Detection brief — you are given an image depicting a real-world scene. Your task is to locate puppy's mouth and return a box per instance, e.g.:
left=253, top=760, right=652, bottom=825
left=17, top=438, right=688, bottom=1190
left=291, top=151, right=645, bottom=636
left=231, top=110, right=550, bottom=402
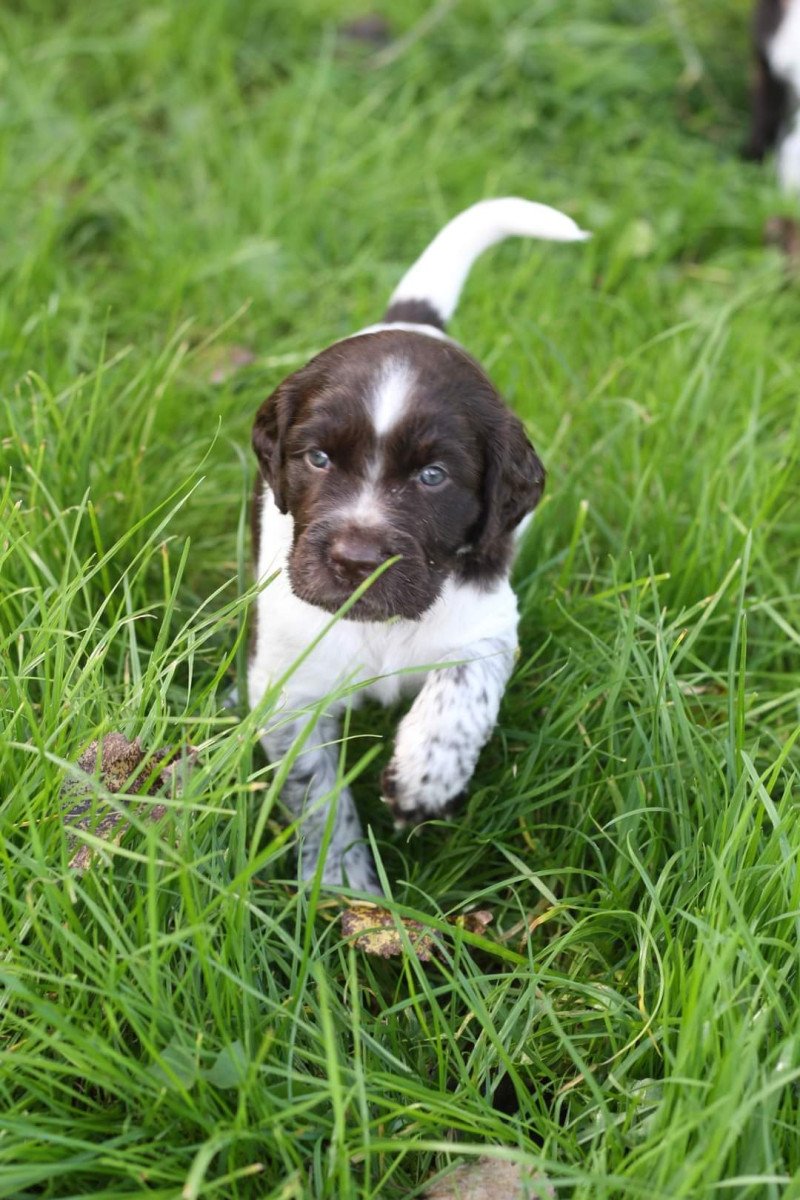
left=287, top=525, right=445, bottom=622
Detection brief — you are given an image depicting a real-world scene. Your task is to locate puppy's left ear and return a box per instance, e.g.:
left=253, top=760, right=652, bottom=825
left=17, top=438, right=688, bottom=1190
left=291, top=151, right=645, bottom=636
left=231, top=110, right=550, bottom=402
left=252, top=376, right=301, bottom=514
left=471, top=411, right=545, bottom=574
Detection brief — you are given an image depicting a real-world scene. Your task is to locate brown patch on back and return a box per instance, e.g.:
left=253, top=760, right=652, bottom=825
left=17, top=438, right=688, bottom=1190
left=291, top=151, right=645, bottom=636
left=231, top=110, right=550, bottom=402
left=383, top=298, right=446, bottom=330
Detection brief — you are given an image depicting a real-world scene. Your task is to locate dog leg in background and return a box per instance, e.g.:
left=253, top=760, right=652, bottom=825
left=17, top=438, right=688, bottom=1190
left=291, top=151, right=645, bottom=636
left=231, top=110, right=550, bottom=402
left=743, top=51, right=788, bottom=161
left=777, top=111, right=800, bottom=191
left=763, top=0, right=800, bottom=191
left=261, top=711, right=382, bottom=894
left=380, top=638, right=516, bottom=826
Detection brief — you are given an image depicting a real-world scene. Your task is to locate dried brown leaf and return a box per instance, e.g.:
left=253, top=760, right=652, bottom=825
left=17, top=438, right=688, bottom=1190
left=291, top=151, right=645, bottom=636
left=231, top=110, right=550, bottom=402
left=338, top=13, right=392, bottom=46
left=188, top=342, right=256, bottom=385
left=340, top=903, right=439, bottom=961
left=764, top=214, right=800, bottom=264
left=61, top=733, right=197, bottom=872
left=209, top=344, right=256, bottom=384
left=452, top=909, right=493, bottom=935
left=341, top=905, right=495, bottom=961
left=424, top=1157, right=552, bottom=1200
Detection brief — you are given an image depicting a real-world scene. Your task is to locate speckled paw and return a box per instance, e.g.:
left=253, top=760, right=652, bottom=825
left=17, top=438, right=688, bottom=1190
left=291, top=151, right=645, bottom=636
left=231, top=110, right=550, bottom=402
left=381, top=763, right=467, bottom=829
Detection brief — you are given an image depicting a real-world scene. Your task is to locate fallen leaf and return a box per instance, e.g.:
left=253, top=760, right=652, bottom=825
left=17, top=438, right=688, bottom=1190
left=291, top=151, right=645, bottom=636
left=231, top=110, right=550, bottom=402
left=61, top=732, right=198, bottom=872
left=452, top=909, right=493, bottom=935
left=201, top=1040, right=248, bottom=1090
left=147, top=1039, right=198, bottom=1092
left=764, top=214, right=800, bottom=264
left=424, top=1157, right=553, bottom=1200
left=341, top=905, right=495, bottom=961
left=187, top=341, right=257, bottom=385
left=341, top=903, right=439, bottom=961
left=208, top=344, right=256, bottom=385
left=338, top=12, right=392, bottom=46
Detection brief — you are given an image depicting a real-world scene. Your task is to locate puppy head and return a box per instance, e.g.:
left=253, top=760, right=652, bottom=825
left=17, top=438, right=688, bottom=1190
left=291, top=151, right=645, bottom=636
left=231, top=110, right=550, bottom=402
left=252, top=330, right=544, bottom=621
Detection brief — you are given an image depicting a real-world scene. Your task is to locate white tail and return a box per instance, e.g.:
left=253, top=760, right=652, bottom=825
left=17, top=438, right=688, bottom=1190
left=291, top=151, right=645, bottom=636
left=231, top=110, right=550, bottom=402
left=387, top=197, right=589, bottom=326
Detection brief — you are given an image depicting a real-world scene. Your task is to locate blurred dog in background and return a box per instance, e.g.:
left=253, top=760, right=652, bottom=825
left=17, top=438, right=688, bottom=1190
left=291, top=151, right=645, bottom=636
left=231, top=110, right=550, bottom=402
left=745, top=0, right=800, bottom=193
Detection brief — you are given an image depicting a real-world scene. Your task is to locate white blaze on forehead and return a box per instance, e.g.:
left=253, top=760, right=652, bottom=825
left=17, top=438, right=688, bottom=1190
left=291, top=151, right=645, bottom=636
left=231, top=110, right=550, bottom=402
left=333, top=359, right=415, bottom=529
left=370, top=358, right=415, bottom=437
left=341, top=484, right=384, bottom=526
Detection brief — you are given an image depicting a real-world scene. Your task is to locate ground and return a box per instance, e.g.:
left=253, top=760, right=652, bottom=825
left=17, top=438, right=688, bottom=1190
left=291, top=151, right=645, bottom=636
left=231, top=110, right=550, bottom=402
left=1, top=1, right=799, bottom=1197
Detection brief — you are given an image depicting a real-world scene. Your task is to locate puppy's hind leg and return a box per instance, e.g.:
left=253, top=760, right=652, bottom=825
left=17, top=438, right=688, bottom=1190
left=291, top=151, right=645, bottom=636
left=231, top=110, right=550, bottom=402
left=381, top=638, right=516, bottom=827
left=261, top=711, right=382, bottom=895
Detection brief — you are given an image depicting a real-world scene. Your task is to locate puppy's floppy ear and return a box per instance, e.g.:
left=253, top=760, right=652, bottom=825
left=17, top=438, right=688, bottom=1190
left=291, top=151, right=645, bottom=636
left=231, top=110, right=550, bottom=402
left=471, top=411, right=545, bottom=575
left=252, top=376, right=302, bottom=514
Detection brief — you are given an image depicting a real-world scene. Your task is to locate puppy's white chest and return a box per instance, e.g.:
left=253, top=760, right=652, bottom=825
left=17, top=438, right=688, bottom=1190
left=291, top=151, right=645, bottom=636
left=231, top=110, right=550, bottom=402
left=249, top=486, right=519, bottom=711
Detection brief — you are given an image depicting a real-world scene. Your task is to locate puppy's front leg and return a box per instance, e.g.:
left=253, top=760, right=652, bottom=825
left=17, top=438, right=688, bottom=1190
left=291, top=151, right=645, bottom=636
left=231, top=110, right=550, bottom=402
left=261, top=712, right=382, bottom=894
left=381, top=638, right=516, bottom=826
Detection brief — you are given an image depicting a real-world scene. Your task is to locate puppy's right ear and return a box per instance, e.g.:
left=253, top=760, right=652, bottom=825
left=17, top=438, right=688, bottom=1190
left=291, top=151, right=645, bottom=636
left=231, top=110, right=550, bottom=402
left=252, top=377, right=301, bottom=514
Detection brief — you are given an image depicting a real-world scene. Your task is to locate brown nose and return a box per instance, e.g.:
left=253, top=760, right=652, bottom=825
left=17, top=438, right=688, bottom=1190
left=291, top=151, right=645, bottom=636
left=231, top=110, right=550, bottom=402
left=329, top=533, right=387, bottom=584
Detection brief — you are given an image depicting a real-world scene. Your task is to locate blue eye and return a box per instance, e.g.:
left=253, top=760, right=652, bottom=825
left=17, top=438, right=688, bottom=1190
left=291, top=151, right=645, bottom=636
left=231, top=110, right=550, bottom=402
left=305, top=449, right=331, bottom=470
left=418, top=464, right=448, bottom=487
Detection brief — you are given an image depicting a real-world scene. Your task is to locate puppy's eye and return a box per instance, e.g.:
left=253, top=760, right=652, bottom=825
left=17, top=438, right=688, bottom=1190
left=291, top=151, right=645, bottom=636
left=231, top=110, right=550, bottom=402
left=305, top=449, right=331, bottom=470
left=417, top=464, right=448, bottom=488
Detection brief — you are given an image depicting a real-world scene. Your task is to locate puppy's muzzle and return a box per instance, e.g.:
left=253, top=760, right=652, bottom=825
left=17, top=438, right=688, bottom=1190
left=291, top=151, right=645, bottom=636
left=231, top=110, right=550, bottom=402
left=329, top=531, right=389, bottom=586
left=289, top=518, right=444, bottom=620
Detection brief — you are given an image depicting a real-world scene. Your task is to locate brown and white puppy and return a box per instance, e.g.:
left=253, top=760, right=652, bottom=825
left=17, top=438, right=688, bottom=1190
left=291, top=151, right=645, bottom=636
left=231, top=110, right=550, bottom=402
left=248, top=199, right=588, bottom=893
left=745, top=0, right=800, bottom=192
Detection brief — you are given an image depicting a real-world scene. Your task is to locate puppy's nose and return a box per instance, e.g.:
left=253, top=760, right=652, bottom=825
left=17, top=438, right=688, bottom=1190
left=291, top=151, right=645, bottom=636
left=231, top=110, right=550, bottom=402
left=329, top=533, right=387, bottom=584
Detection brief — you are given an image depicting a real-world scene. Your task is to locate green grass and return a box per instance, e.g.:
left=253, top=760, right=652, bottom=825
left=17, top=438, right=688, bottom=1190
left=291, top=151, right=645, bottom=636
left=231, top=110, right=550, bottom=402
left=1, top=0, right=799, bottom=1196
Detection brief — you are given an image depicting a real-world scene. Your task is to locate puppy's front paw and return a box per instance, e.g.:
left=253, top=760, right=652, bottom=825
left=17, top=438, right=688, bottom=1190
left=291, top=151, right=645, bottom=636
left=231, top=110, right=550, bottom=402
left=381, top=760, right=467, bottom=829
